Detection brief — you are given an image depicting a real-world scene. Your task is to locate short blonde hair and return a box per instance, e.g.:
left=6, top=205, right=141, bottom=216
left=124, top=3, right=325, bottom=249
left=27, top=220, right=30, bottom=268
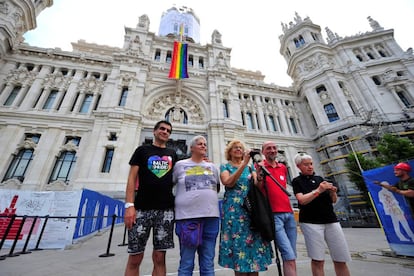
left=294, top=153, right=312, bottom=165
left=225, top=140, right=246, bottom=161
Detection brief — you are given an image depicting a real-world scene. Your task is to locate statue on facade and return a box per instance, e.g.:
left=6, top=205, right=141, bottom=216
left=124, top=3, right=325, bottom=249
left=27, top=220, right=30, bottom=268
left=212, top=30, right=222, bottom=44
left=367, top=16, right=383, bottom=31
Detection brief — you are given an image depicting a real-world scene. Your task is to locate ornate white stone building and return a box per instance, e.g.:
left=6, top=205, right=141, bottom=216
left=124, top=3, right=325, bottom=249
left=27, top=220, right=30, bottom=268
left=1, top=2, right=414, bottom=215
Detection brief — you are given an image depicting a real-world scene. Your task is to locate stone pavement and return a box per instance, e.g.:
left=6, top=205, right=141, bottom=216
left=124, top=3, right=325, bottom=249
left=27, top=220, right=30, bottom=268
left=1, top=226, right=414, bottom=276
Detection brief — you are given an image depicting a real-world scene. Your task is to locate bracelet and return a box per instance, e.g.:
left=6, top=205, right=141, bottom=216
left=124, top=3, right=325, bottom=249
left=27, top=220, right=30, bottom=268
left=311, top=190, right=319, bottom=197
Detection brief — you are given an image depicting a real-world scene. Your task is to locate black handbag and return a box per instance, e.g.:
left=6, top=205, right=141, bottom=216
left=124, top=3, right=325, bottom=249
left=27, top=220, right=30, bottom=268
left=243, top=167, right=275, bottom=242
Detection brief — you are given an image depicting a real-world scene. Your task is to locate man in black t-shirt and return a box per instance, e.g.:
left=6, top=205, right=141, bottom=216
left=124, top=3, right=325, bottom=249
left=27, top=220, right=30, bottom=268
left=124, top=120, right=178, bottom=276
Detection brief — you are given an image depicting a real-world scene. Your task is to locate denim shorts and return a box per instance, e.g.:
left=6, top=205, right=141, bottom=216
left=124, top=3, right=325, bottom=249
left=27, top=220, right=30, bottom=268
left=274, top=212, right=297, bottom=261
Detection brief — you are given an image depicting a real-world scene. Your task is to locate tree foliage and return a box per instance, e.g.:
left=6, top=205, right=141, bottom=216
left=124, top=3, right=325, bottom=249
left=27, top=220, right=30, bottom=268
left=375, top=133, right=414, bottom=165
left=345, top=152, right=380, bottom=205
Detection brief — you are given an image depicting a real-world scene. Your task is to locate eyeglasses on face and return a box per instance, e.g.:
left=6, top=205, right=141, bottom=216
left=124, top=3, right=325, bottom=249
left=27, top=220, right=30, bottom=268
left=232, top=146, right=244, bottom=150
left=158, top=126, right=172, bottom=133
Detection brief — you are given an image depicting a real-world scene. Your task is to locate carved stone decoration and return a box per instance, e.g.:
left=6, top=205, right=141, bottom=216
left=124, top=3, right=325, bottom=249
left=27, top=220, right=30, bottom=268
left=137, top=14, right=150, bottom=30
left=319, top=91, right=330, bottom=101
left=17, top=138, right=37, bottom=150
left=5, top=67, right=36, bottom=84
left=46, top=180, right=73, bottom=191
left=215, top=52, right=228, bottom=68
left=42, top=72, right=71, bottom=90
left=211, top=30, right=222, bottom=44
left=146, top=93, right=204, bottom=124
left=0, top=178, right=22, bottom=189
left=367, top=16, right=383, bottom=31
left=297, top=53, right=332, bottom=74
left=60, top=140, right=79, bottom=152
left=125, top=35, right=143, bottom=56
left=0, top=1, right=10, bottom=15
left=77, top=78, right=104, bottom=93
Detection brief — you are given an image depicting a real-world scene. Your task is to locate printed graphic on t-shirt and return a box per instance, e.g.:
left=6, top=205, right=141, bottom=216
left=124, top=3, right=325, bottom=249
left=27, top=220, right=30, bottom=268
left=147, top=155, right=173, bottom=178
left=184, top=165, right=216, bottom=191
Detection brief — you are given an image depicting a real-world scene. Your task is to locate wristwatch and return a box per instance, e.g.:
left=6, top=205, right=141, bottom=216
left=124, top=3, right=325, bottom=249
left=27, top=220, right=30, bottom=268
left=124, top=202, right=135, bottom=208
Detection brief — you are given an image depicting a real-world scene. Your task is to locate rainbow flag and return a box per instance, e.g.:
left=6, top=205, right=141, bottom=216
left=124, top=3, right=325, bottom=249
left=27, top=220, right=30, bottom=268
left=168, top=41, right=189, bottom=79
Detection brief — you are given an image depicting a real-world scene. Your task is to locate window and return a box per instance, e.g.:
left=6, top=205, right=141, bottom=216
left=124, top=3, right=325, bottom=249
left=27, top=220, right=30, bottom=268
left=188, top=55, right=193, bottom=67
left=4, top=86, right=21, bottom=106
left=79, top=94, right=93, bottom=113
left=92, top=72, right=100, bottom=79
left=71, top=93, right=80, bottom=111
left=93, top=94, right=101, bottom=110
left=246, top=112, right=254, bottom=129
left=3, top=149, right=33, bottom=181
left=101, top=148, right=114, bottom=173
left=324, top=103, right=340, bottom=122
left=42, top=90, right=58, bottom=110
left=119, top=87, right=128, bottom=107
left=372, top=76, right=381, bottom=85
left=290, top=117, right=298, bottom=133
left=397, top=91, right=411, bottom=107
left=268, top=115, right=277, bottom=131
left=198, top=57, right=204, bottom=69
left=166, top=51, right=172, bottom=63
left=294, top=38, right=300, bottom=48
left=223, top=100, right=229, bottom=118
left=348, top=101, right=357, bottom=115
left=56, top=91, right=66, bottom=110
left=109, top=132, right=117, bottom=141
left=298, top=35, right=305, bottom=45
left=49, top=151, right=77, bottom=182
left=154, top=49, right=161, bottom=61
left=337, top=135, right=352, bottom=155
left=316, top=85, right=327, bottom=94
left=3, top=134, right=40, bottom=182
left=355, top=55, right=363, bottom=62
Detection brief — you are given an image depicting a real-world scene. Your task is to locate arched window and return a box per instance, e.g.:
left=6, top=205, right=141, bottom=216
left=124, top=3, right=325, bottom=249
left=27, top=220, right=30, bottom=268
left=49, top=151, right=77, bottom=182
left=222, top=100, right=229, bottom=118
left=324, top=103, right=340, bottom=122
left=3, top=149, right=34, bottom=182
left=119, top=87, right=128, bottom=107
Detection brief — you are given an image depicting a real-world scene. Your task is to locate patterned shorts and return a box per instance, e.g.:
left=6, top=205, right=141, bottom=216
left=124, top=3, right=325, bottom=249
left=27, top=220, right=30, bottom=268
left=127, top=209, right=175, bottom=254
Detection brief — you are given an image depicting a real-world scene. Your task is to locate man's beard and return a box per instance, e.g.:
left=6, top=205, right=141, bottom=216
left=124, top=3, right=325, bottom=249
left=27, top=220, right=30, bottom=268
left=267, top=155, right=277, bottom=161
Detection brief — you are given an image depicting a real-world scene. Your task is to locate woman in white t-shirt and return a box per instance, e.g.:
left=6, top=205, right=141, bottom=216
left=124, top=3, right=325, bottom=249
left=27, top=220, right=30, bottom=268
left=173, top=135, right=220, bottom=275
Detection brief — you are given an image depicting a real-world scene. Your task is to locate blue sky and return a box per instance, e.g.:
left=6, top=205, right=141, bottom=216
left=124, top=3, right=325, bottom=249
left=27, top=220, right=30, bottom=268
left=24, top=0, right=414, bottom=87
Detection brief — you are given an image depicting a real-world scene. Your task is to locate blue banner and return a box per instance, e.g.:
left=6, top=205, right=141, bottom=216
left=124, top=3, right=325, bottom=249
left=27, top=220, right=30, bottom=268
left=363, top=162, right=414, bottom=257
left=73, top=189, right=124, bottom=240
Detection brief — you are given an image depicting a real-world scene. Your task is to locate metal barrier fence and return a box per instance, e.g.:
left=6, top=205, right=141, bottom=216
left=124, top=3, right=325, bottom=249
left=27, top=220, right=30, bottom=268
left=0, top=214, right=127, bottom=261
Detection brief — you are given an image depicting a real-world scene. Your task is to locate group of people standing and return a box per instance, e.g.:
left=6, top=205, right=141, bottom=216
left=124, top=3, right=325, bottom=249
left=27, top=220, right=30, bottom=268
left=123, top=120, right=352, bottom=276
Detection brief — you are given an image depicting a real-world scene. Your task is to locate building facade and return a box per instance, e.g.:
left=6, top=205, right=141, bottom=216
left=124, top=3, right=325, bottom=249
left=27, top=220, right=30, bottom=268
left=1, top=2, right=414, bottom=217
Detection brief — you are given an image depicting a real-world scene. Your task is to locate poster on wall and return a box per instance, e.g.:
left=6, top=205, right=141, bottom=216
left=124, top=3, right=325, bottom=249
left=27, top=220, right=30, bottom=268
left=363, top=162, right=414, bottom=257
left=0, top=189, right=124, bottom=249
left=0, top=189, right=82, bottom=249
